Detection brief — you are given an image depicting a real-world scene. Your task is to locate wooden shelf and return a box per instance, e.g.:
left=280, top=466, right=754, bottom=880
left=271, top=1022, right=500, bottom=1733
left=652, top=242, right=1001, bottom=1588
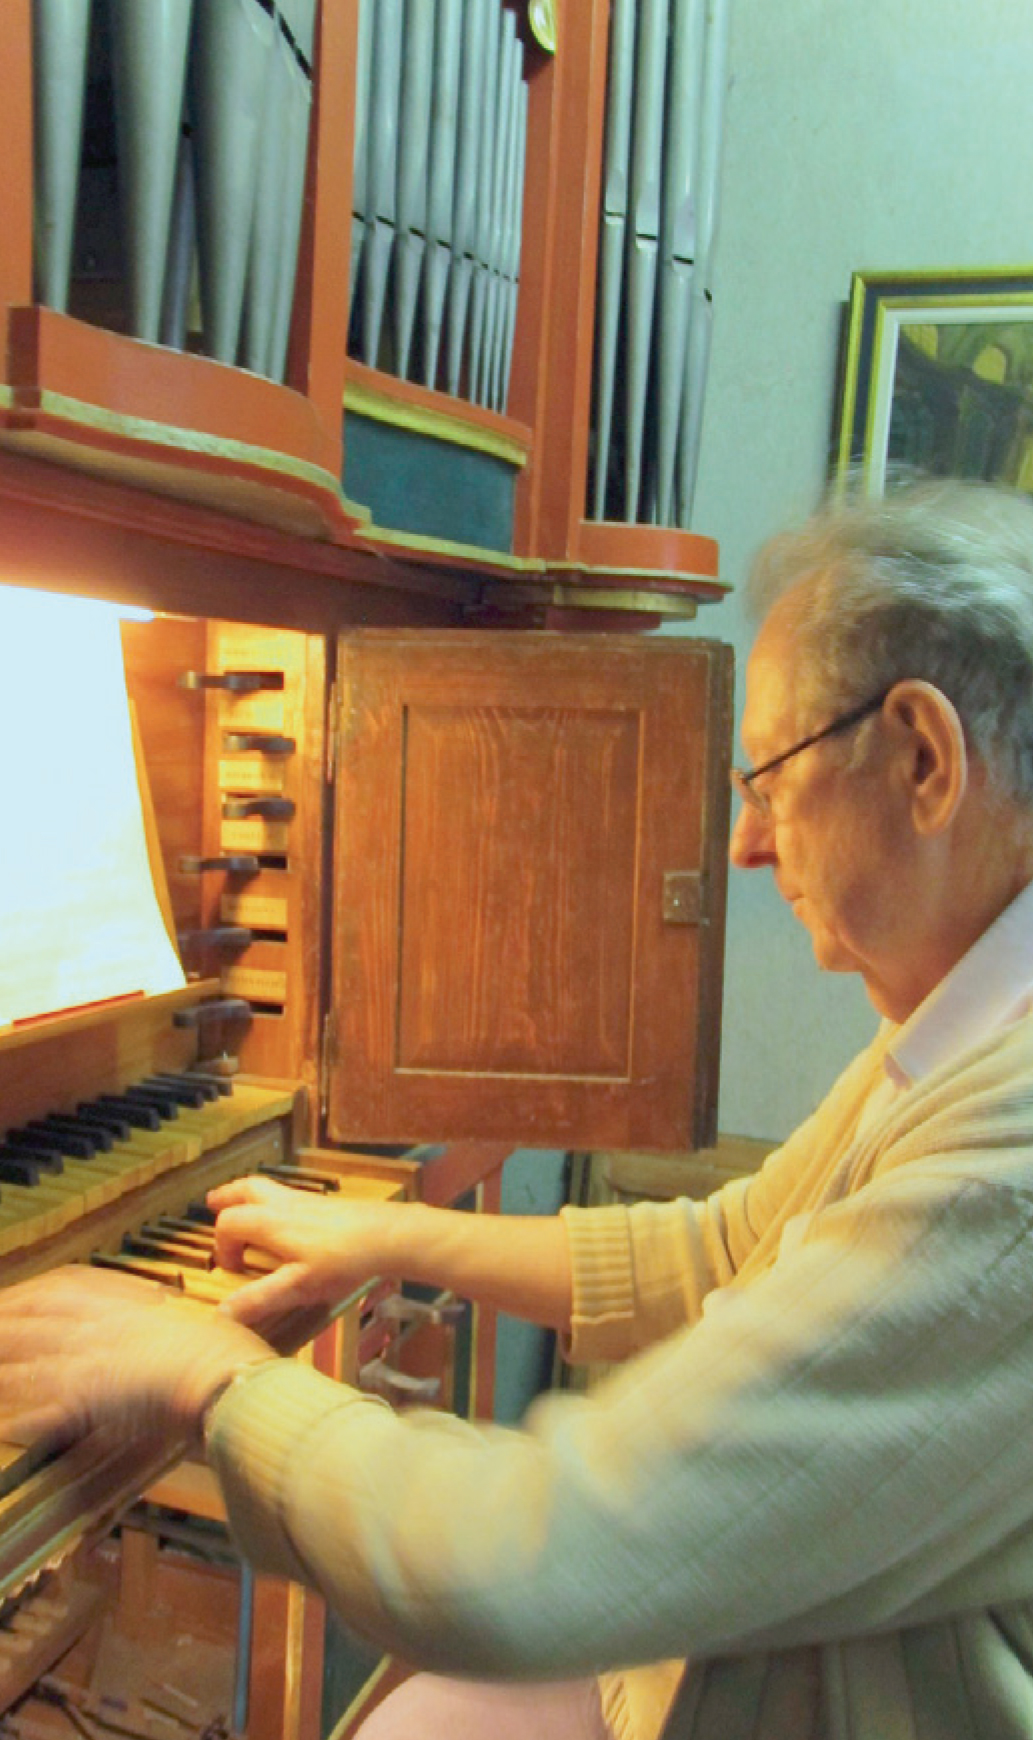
left=0, top=980, right=220, bottom=1058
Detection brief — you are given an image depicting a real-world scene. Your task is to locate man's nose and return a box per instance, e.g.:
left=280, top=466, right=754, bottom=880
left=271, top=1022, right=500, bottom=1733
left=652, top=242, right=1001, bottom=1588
left=729, top=800, right=776, bottom=869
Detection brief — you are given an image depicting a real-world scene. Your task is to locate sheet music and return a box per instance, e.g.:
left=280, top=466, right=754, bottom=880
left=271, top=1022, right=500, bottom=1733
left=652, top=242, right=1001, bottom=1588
left=0, top=588, right=186, bottom=1026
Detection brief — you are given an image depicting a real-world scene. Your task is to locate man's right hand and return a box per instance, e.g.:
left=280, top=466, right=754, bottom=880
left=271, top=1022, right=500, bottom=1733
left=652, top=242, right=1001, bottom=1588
left=209, top=1174, right=402, bottom=1330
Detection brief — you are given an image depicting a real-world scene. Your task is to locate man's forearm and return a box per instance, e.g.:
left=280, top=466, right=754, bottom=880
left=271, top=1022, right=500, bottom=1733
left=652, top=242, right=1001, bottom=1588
left=377, top=1202, right=573, bottom=1333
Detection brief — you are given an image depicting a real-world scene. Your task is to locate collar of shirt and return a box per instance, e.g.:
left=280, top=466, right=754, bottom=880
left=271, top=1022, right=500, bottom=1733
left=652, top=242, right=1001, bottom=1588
left=885, top=876, right=1033, bottom=1090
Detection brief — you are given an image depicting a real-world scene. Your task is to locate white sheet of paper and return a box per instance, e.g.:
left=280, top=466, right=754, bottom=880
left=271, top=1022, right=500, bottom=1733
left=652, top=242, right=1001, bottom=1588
left=0, top=588, right=186, bottom=1026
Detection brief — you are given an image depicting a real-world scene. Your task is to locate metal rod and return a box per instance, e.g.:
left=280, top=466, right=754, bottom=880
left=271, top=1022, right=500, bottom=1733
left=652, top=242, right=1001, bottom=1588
left=624, top=0, right=670, bottom=521
left=109, top=0, right=195, bottom=345
left=422, top=0, right=463, bottom=388
left=269, top=15, right=316, bottom=383
left=466, top=0, right=501, bottom=403
left=160, top=126, right=197, bottom=350
left=590, top=0, right=637, bottom=518
left=362, top=0, right=404, bottom=368
left=394, top=0, right=436, bottom=380
left=500, top=75, right=528, bottom=412
left=676, top=0, right=729, bottom=525
left=483, top=15, right=518, bottom=410
left=350, top=0, right=377, bottom=321
left=445, top=0, right=488, bottom=396
left=31, top=0, right=93, bottom=314
left=191, top=0, right=276, bottom=364
left=243, top=20, right=294, bottom=375
left=656, top=0, right=705, bottom=523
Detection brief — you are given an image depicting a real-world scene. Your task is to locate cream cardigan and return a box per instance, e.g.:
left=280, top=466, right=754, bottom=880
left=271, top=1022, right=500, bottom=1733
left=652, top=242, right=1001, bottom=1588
left=210, top=1014, right=1033, bottom=1740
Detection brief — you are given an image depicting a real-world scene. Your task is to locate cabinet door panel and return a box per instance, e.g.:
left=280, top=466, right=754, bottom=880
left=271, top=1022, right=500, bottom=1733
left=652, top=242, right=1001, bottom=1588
left=328, top=631, right=732, bottom=1151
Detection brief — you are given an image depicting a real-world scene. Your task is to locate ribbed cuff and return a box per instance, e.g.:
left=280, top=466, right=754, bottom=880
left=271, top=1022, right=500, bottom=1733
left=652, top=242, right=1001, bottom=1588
left=207, top=1358, right=374, bottom=1586
left=559, top=1204, right=639, bottom=1364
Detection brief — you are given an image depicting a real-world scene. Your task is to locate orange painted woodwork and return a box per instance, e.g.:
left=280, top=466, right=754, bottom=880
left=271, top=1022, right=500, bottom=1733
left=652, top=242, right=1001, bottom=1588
left=512, top=2, right=612, bottom=562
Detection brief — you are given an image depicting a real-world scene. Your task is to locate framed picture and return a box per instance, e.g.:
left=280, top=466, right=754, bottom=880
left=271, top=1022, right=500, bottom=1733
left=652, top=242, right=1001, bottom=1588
left=834, top=267, right=1033, bottom=494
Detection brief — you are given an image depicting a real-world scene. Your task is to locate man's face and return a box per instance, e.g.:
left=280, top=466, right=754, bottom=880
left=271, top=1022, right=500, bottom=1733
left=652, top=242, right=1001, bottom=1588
left=730, top=594, right=906, bottom=1004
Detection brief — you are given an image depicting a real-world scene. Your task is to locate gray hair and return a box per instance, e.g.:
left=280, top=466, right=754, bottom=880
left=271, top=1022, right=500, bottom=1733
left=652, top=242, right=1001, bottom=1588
left=749, top=475, right=1033, bottom=802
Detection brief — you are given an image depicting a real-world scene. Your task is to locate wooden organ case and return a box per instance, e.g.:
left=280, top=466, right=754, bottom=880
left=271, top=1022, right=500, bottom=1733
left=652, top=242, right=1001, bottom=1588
left=0, top=2, right=734, bottom=1738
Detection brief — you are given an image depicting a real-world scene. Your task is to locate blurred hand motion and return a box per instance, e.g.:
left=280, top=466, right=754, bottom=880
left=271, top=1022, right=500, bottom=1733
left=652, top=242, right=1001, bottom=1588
left=0, top=1265, right=272, bottom=1451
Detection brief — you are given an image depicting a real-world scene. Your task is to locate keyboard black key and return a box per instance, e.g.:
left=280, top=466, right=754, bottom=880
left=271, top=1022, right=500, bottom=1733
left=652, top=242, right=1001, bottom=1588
left=152, top=1217, right=216, bottom=1248
left=0, top=1150, right=41, bottom=1187
left=123, top=1087, right=180, bottom=1120
left=23, top=1121, right=98, bottom=1159
left=148, top=1074, right=218, bottom=1106
left=34, top=1114, right=112, bottom=1153
left=183, top=1201, right=217, bottom=1226
left=181, top=1073, right=234, bottom=1099
left=92, top=1097, right=163, bottom=1132
left=2, top=1135, right=64, bottom=1173
left=75, top=1106, right=133, bottom=1141
left=122, top=1234, right=212, bottom=1272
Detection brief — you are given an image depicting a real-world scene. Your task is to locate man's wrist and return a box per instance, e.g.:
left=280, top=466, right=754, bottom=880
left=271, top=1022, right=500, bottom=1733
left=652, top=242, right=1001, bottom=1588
left=200, top=1357, right=277, bottom=1450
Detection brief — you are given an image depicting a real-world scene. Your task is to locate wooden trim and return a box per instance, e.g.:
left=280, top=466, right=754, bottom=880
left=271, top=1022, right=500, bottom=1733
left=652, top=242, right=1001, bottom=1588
left=20, top=385, right=343, bottom=502
left=0, top=0, right=33, bottom=317
left=0, top=447, right=472, bottom=630
left=513, top=0, right=612, bottom=561
left=691, top=642, right=735, bottom=1148
left=345, top=359, right=533, bottom=468
left=0, top=979, right=220, bottom=1057
left=470, top=1171, right=503, bottom=1421
left=417, top=1141, right=512, bottom=1209
left=291, top=0, right=355, bottom=452
left=6, top=305, right=343, bottom=482
left=574, top=518, right=722, bottom=586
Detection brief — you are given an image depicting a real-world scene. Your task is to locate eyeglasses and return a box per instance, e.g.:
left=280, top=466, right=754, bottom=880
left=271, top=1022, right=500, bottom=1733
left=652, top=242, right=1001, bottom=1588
left=730, top=687, right=892, bottom=818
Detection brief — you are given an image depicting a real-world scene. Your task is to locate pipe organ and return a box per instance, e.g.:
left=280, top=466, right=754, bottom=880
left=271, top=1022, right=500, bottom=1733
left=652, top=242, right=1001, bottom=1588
left=0, top=0, right=734, bottom=1734
left=350, top=0, right=530, bottom=409
left=32, top=0, right=316, bottom=378
left=589, top=0, right=731, bottom=528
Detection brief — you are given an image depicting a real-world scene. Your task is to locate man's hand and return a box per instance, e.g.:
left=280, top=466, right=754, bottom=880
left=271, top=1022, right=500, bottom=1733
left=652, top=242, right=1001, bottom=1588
left=210, top=1174, right=574, bottom=1336
left=0, top=1266, right=274, bottom=1451
left=209, top=1174, right=399, bottom=1330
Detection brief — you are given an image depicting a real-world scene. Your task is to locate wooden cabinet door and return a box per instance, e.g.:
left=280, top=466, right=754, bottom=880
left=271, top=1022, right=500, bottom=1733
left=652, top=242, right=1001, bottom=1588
left=326, top=631, right=733, bottom=1152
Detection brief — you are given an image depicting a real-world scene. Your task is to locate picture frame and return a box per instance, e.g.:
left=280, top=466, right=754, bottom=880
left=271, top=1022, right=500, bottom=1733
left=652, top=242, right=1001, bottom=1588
left=834, top=267, right=1033, bottom=494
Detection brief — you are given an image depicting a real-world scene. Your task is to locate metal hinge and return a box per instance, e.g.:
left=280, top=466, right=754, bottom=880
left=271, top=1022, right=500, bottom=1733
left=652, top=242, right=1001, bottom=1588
left=663, top=871, right=707, bottom=926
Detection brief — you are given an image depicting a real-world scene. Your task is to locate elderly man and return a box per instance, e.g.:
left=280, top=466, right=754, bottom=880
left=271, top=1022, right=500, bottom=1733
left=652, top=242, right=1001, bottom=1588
left=5, top=476, right=1033, bottom=1740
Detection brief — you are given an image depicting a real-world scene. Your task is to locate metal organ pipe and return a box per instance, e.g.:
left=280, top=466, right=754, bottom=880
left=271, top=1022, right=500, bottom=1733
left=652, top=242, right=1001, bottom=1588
left=190, top=0, right=276, bottom=365
left=591, top=0, right=637, bottom=522
left=362, top=0, right=404, bottom=368
left=676, top=0, right=731, bottom=526
left=394, top=0, right=436, bottom=380
left=422, top=0, right=463, bottom=389
left=31, top=0, right=92, bottom=315
left=109, top=0, right=195, bottom=346
left=29, top=1, right=530, bottom=406
left=348, top=0, right=530, bottom=409
left=445, top=0, right=488, bottom=397
left=268, top=0, right=316, bottom=384
left=349, top=0, right=376, bottom=322
left=466, top=0, right=502, bottom=405
left=29, top=0, right=315, bottom=383
left=588, top=0, right=730, bottom=529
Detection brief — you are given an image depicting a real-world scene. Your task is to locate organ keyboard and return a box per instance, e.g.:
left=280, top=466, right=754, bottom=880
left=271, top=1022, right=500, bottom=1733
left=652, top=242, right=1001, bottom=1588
left=0, top=1075, right=298, bottom=1290
left=0, top=984, right=311, bottom=1628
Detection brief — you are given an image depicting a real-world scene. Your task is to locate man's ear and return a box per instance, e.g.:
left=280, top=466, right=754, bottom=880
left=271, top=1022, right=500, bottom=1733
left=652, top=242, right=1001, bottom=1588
left=882, top=680, right=967, bottom=835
